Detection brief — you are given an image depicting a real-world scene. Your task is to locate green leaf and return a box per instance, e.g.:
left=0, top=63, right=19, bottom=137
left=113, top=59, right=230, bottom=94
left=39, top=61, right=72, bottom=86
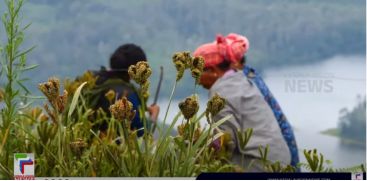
left=16, top=79, right=30, bottom=94
left=205, top=131, right=223, bottom=147
left=18, top=101, right=32, bottom=110
left=22, top=22, right=31, bottom=31
left=318, top=153, right=324, bottom=172
left=259, top=146, right=264, bottom=159
left=161, top=111, right=182, bottom=140
left=11, top=122, right=67, bottom=171
left=14, top=45, right=36, bottom=60
left=20, top=64, right=38, bottom=71
left=193, top=115, right=232, bottom=151
left=264, top=145, right=269, bottom=161
left=68, top=82, right=87, bottom=118
left=211, top=114, right=232, bottom=129
left=19, top=95, right=45, bottom=99
left=14, top=36, right=23, bottom=50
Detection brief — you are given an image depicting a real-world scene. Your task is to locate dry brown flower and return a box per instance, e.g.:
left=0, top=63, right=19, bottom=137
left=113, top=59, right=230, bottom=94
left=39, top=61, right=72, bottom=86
left=206, top=93, right=226, bottom=123
left=172, top=51, right=192, bottom=81
left=109, top=97, right=136, bottom=122
left=179, top=95, right=199, bottom=120
left=190, top=56, right=204, bottom=83
left=128, top=61, right=152, bottom=85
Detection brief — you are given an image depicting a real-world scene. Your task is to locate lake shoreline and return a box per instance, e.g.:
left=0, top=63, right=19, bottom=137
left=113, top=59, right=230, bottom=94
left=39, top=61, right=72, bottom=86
left=320, top=128, right=366, bottom=148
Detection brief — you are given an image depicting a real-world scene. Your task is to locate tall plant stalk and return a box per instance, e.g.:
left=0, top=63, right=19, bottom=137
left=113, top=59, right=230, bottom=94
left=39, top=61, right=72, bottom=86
left=162, top=81, right=178, bottom=128
left=0, top=0, right=35, bottom=179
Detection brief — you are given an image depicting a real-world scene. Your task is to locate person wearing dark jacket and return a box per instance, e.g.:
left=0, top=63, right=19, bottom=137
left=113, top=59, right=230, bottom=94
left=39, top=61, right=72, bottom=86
left=92, top=44, right=159, bottom=137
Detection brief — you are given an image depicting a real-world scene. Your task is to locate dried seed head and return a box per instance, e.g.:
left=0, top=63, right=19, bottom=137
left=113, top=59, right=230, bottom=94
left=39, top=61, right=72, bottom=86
left=137, top=79, right=150, bottom=101
left=173, top=51, right=191, bottom=68
left=136, top=61, right=152, bottom=83
left=128, top=61, right=151, bottom=85
left=177, top=123, right=187, bottom=136
left=56, top=90, right=68, bottom=113
left=105, top=89, right=116, bottom=104
left=206, top=93, right=226, bottom=122
left=39, top=77, right=69, bottom=121
left=39, top=77, right=60, bottom=102
left=191, top=68, right=202, bottom=84
left=191, top=56, right=205, bottom=70
left=141, top=81, right=150, bottom=93
left=109, top=97, right=135, bottom=122
left=177, top=123, right=201, bottom=142
left=80, top=71, right=97, bottom=89
left=193, top=126, right=202, bottom=142
left=64, top=79, right=78, bottom=95
left=174, top=61, right=185, bottom=81
left=128, top=65, right=137, bottom=81
left=179, top=95, right=199, bottom=120
left=48, top=77, right=60, bottom=97
left=190, top=56, right=204, bottom=84
left=172, top=51, right=192, bottom=81
left=129, top=62, right=151, bottom=102
left=64, top=71, right=96, bottom=95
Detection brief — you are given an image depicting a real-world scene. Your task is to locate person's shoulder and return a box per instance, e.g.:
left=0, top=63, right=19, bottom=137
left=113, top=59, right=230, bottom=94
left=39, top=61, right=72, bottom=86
left=211, top=71, right=246, bottom=91
left=210, top=71, right=247, bottom=102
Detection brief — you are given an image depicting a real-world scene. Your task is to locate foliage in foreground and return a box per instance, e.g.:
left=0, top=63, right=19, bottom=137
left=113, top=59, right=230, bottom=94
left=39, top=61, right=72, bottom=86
left=0, top=0, right=365, bottom=179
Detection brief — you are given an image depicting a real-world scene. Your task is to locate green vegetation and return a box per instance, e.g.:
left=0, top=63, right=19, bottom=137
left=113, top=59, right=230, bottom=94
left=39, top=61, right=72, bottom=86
left=321, top=128, right=365, bottom=147
left=321, top=128, right=340, bottom=137
left=0, top=0, right=37, bottom=177
left=321, top=96, right=366, bottom=147
left=338, top=97, right=366, bottom=144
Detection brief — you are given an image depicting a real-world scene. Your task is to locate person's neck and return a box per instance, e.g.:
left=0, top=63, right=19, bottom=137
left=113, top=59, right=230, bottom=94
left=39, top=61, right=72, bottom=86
left=222, top=69, right=235, bottom=78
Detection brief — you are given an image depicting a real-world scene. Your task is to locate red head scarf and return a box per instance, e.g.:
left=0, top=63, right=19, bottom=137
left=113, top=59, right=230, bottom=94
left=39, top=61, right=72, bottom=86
left=225, top=33, right=250, bottom=62
left=193, top=33, right=250, bottom=68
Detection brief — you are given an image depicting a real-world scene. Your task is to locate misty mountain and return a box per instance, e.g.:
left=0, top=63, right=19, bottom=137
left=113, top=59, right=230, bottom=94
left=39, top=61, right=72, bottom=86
left=0, top=0, right=365, bottom=97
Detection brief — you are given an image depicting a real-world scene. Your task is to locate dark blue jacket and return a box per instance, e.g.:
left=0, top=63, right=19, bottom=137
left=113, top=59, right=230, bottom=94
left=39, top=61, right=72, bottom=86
left=93, top=69, right=144, bottom=137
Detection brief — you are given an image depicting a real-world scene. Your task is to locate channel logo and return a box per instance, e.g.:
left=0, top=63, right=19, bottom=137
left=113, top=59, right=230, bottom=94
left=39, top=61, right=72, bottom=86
left=352, top=172, right=364, bottom=180
left=13, top=153, right=35, bottom=180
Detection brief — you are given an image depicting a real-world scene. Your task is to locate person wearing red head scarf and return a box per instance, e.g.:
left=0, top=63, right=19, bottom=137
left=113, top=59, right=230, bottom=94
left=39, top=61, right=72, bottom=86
left=196, top=33, right=300, bottom=171
left=194, top=35, right=291, bottom=172
left=225, top=33, right=300, bottom=170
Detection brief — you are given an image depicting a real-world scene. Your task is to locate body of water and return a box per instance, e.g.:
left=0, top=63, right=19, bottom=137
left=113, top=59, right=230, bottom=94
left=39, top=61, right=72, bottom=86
left=156, top=55, right=366, bottom=169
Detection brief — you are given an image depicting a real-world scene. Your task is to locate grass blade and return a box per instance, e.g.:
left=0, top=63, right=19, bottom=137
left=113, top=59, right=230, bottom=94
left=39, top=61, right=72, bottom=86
left=68, top=82, right=87, bottom=118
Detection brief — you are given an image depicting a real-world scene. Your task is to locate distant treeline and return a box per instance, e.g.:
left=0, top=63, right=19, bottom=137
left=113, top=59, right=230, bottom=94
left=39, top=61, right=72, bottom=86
left=0, top=0, right=365, bottom=97
left=338, top=96, right=366, bottom=144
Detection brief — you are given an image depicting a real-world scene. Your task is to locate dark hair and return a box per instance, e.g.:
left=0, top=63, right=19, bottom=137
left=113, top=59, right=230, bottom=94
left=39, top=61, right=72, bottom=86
left=108, top=44, right=147, bottom=81
left=210, top=56, right=246, bottom=71
left=240, top=55, right=246, bottom=65
left=110, top=44, right=147, bottom=70
left=216, top=59, right=231, bottom=71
